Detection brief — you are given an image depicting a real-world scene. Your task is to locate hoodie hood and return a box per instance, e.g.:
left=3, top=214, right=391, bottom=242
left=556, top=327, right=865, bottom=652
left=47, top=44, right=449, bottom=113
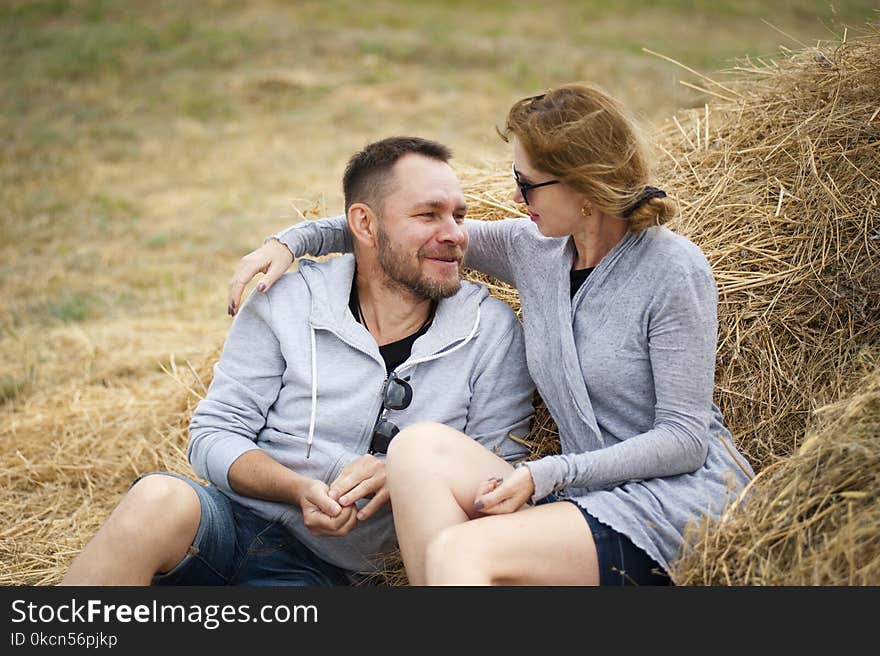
left=300, top=254, right=486, bottom=362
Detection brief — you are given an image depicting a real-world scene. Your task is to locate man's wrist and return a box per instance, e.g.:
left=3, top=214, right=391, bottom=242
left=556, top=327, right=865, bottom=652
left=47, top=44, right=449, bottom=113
left=286, top=471, right=309, bottom=506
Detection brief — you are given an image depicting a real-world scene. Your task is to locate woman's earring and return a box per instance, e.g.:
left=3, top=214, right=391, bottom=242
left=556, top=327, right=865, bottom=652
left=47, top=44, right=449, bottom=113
left=581, top=206, right=592, bottom=217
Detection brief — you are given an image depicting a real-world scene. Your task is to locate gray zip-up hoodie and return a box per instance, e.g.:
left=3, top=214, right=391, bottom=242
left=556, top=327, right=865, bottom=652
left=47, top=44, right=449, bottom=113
left=188, top=254, right=534, bottom=576
left=273, top=216, right=755, bottom=572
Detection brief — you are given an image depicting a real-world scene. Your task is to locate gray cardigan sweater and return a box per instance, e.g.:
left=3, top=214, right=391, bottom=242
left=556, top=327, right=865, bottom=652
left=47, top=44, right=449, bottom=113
left=189, top=254, right=533, bottom=575
left=275, top=217, right=755, bottom=571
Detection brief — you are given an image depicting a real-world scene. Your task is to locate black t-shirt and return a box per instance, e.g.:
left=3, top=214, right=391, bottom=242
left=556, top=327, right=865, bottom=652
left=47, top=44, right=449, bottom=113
left=349, top=283, right=433, bottom=373
left=570, top=267, right=595, bottom=298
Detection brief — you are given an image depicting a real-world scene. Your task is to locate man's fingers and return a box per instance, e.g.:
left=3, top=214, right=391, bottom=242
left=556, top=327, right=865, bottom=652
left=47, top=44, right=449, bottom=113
left=306, top=505, right=346, bottom=534
left=337, top=478, right=381, bottom=507
left=337, top=506, right=359, bottom=535
left=322, top=505, right=354, bottom=530
left=306, top=491, right=342, bottom=518
left=329, top=455, right=383, bottom=503
left=328, top=472, right=359, bottom=502
left=309, top=505, right=358, bottom=536
left=356, top=488, right=390, bottom=521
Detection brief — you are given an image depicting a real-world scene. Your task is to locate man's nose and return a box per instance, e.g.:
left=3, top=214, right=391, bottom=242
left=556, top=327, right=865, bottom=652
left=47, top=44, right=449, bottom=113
left=436, top=214, right=466, bottom=244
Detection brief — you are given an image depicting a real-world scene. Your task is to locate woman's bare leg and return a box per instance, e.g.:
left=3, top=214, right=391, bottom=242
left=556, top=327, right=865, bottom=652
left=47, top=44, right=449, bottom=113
left=425, top=501, right=600, bottom=585
left=385, top=422, right=515, bottom=585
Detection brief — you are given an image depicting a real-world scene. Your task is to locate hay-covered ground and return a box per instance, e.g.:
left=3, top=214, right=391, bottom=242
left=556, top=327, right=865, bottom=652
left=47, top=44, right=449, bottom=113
left=2, top=2, right=878, bottom=585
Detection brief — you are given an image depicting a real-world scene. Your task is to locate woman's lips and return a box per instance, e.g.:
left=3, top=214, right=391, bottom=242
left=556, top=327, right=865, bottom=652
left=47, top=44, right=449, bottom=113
left=528, top=211, right=540, bottom=222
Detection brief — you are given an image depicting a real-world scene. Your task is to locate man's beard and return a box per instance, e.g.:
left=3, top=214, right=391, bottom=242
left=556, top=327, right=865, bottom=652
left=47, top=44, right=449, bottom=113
left=376, top=226, right=462, bottom=301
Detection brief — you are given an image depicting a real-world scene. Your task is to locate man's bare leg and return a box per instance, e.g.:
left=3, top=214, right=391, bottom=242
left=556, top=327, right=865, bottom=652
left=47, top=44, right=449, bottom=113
left=61, top=474, right=201, bottom=585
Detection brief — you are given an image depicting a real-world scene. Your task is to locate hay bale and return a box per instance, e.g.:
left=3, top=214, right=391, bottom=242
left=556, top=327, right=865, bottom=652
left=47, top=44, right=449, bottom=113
left=654, top=29, right=880, bottom=471
left=0, top=335, right=217, bottom=586
left=670, top=356, right=880, bottom=585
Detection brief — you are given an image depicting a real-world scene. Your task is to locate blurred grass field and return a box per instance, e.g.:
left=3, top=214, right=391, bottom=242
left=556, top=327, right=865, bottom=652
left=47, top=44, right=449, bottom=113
left=1, top=1, right=877, bottom=581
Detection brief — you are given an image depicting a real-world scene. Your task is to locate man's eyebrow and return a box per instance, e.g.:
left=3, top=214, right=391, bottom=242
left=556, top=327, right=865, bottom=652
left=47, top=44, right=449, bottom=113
left=414, top=199, right=468, bottom=212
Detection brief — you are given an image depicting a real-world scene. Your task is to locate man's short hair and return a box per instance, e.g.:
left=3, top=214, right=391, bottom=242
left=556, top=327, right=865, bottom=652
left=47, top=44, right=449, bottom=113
left=343, top=136, right=452, bottom=214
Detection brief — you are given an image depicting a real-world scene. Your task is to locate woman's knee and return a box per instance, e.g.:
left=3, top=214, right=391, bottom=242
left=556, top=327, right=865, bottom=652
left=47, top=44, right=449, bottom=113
left=388, top=421, right=441, bottom=458
left=387, top=423, right=475, bottom=492
left=387, top=422, right=468, bottom=466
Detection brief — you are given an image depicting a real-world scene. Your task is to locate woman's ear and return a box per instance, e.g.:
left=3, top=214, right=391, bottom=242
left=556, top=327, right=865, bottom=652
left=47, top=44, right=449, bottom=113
left=347, top=203, right=378, bottom=248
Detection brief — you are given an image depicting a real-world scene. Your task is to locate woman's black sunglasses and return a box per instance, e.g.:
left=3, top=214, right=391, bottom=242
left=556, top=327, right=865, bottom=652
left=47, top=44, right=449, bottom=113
left=513, top=165, right=560, bottom=205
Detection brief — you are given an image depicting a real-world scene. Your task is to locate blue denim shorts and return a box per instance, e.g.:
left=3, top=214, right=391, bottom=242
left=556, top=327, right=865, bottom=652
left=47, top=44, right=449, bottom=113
left=138, top=472, right=351, bottom=586
left=537, top=494, right=672, bottom=586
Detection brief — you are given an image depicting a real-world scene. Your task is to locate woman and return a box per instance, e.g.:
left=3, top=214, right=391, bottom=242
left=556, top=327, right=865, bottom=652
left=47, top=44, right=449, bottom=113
left=227, top=83, right=754, bottom=585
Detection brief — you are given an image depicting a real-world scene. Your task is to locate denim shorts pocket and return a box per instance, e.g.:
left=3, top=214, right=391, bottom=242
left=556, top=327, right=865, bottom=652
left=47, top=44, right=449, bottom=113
left=245, top=523, right=289, bottom=555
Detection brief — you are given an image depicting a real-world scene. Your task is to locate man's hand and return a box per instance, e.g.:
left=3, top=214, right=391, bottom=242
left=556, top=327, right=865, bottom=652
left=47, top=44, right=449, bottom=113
left=228, top=238, right=294, bottom=317
left=472, top=465, right=535, bottom=515
left=298, top=478, right=358, bottom=537
left=328, top=455, right=389, bottom=521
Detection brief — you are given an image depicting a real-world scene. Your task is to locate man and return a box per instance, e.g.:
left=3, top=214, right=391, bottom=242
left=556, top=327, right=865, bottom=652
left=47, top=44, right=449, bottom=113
left=62, top=137, right=534, bottom=585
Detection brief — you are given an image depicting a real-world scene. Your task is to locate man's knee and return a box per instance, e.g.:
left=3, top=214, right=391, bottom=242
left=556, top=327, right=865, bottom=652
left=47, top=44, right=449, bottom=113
left=118, top=474, right=201, bottom=537
left=63, top=475, right=203, bottom=584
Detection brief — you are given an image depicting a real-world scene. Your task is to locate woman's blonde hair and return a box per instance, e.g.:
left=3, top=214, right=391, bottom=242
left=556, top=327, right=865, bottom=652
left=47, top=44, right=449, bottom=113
left=502, top=82, right=677, bottom=232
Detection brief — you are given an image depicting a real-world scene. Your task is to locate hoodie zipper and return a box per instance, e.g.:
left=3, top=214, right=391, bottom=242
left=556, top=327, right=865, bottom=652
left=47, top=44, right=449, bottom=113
left=310, top=305, right=482, bottom=456
left=365, top=371, right=390, bottom=453
left=358, top=307, right=483, bottom=454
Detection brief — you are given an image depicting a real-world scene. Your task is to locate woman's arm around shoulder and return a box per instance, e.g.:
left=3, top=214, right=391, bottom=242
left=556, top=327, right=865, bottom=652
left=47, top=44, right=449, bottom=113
left=228, top=215, right=350, bottom=315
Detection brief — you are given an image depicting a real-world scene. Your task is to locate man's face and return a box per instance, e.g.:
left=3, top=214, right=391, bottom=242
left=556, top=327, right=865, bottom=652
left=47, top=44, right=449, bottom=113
left=373, top=154, right=469, bottom=300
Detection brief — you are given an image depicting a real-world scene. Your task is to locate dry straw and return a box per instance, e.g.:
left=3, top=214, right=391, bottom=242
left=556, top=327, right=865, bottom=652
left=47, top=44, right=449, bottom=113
left=653, top=30, right=880, bottom=473
left=2, top=28, right=878, bottom=586
left=0, top=339, right=217, bottom=586
left=670, top=358, right=879, bottom=585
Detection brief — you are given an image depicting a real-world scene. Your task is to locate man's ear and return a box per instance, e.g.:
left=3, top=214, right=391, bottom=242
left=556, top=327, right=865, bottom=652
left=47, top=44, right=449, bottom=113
left=347, top=203, right=378, bottom=248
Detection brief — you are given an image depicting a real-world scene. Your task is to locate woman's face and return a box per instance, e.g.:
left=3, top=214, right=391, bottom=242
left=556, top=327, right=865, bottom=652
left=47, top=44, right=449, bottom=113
left=511, top=136, right=586, bottom=239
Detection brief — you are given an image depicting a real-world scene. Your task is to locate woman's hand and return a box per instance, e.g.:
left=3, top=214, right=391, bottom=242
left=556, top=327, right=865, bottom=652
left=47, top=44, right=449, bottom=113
left=472, top=465, right=535, bottom=515
left=227, top=238, right=294, bottom=316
